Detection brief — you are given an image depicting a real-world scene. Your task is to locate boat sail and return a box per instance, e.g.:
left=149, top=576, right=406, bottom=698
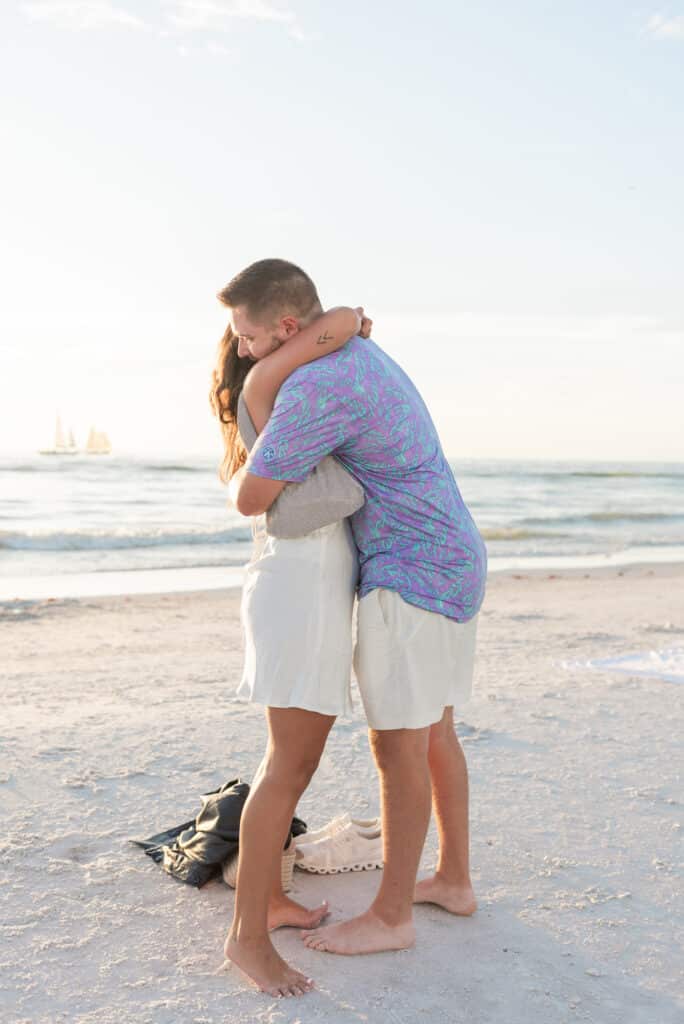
left=39, top=416, right=78, bottom=455
left=85, top=426, right=112, bottom=455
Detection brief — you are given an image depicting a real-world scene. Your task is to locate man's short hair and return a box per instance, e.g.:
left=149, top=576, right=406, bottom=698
left=217, top=258, right=321, bottom=323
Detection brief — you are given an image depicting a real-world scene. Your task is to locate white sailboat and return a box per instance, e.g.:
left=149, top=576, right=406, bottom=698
left=39, top=415, right=78, bottom=455
left=85, top=426, right=112, bottom=455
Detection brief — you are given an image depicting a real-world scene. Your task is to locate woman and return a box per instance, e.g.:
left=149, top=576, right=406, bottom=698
left=209, top=305, right=371, bottom=997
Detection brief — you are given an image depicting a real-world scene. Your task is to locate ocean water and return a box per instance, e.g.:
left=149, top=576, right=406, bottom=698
left=1, top=454, right=683, bottom=599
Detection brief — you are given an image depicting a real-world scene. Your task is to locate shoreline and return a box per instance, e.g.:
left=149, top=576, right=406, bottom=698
left=3, top=550, right=684, bottom=603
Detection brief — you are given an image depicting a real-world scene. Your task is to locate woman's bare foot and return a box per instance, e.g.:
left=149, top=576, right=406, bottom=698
left=268, top=896, right=330, bottom=931
left=413, top=873, right=477, bottom=915
left=301, top=908, right=415, bottom=955
left=224, top=934, right=314, bottom=997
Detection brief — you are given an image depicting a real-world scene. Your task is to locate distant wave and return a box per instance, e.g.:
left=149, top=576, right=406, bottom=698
left=481, top=527, right=567, bottom=541
left=2, top=460, right=682, bottom=482
left=138, top=463, right=208, bottom=473
left=585, top=511, right=682, bottom=523
left=566, top=471, right=675, bottom=479
left=0, top=461, right=210, bottom=474
left=454, top=468, right=684, bottom=481
left=520, top=511, right=683, bottom=527
left=0, top=526, right=251, bottom=552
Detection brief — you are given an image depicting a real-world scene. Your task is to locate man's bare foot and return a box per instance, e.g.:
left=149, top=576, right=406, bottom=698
left=413, top=873, right=477, bottom=916
left=301, top=908, right=415, bottom=955
left=268, top=896, right=330, bottom=931
left=224, top=934, right=314, bottom=997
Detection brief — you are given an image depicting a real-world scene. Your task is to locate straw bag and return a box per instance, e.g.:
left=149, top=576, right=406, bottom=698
left=222, top=843, right=297, bottom=893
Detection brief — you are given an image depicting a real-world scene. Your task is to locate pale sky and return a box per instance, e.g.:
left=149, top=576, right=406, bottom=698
left=1, top=1, right=682, bottom=461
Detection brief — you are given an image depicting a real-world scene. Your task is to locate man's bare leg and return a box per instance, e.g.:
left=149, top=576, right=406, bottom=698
left=302, top=724, right=432, bottom=955
left=413, top=705, right=477, bottom=915
left=224, top=707, right=335, bottom=995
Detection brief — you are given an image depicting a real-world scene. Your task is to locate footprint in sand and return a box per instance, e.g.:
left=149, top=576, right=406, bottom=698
left=456, top=722, right=493, bottom=742
left=642, top=622, right=683, bottom=635
left=34, top=745, right=78, bottom=759
left=46, top=834, right=109, bottom=865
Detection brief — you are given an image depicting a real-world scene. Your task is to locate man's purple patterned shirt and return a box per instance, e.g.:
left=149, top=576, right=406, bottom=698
left=247, top=337, right=487, bottom=622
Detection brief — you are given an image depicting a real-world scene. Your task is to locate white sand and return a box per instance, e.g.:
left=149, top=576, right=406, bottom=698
left=1, top=565, right=682, bottom=1023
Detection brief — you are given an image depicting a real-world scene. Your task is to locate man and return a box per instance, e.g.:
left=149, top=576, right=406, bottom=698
left=220, top=258, right=487, bottom=995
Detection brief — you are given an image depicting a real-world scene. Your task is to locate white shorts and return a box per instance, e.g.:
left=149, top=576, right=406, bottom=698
left=237, top=518, right=358, bottom=717
left=353, top=588, right=478, bottom=730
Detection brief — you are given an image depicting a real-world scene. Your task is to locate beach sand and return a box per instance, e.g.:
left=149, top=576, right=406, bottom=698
left=1, top=565, right=682, bottom=1023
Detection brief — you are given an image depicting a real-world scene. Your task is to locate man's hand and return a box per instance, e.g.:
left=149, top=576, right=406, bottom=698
left=354, top=307, right=374, bottom=339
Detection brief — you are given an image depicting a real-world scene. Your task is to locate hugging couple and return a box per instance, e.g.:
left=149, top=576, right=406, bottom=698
left=209, top=258, right=487, bottom=998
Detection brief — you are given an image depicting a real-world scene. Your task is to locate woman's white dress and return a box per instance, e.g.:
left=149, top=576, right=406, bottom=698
left=237, top=516, right=358, bottom=717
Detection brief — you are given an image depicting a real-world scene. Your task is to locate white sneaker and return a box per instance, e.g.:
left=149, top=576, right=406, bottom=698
left=292, top=813, right=381, bottom=848
left=294, top=821, right=383, bottom=874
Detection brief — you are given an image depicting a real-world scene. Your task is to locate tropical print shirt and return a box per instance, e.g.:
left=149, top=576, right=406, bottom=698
left=247, top=337, right=488, bottom=622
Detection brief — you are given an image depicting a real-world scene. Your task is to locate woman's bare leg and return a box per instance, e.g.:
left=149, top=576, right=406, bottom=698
left=413, top=705, right=477, bottom=915
left=242, top=755, right=329, bottom=932
left=266, top=852, right=330, bottom=932
left=224, top=706, right=335, bottom=996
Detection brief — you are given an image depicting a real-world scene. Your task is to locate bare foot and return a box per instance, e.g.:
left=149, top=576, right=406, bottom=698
left=301, top=908, right=415, bottom=955
left=268, top=896, right=330, bottom=931
left=413, top=873, right=477, bottom=916
left=224, top=934, right=314, bottom=997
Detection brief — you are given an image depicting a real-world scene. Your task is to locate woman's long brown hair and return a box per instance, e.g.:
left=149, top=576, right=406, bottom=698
left=208, top=324, right=254, bottom=483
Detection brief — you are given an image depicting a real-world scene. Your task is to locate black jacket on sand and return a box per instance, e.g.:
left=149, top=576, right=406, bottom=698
left=129, top=778, right=307, bottom=888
